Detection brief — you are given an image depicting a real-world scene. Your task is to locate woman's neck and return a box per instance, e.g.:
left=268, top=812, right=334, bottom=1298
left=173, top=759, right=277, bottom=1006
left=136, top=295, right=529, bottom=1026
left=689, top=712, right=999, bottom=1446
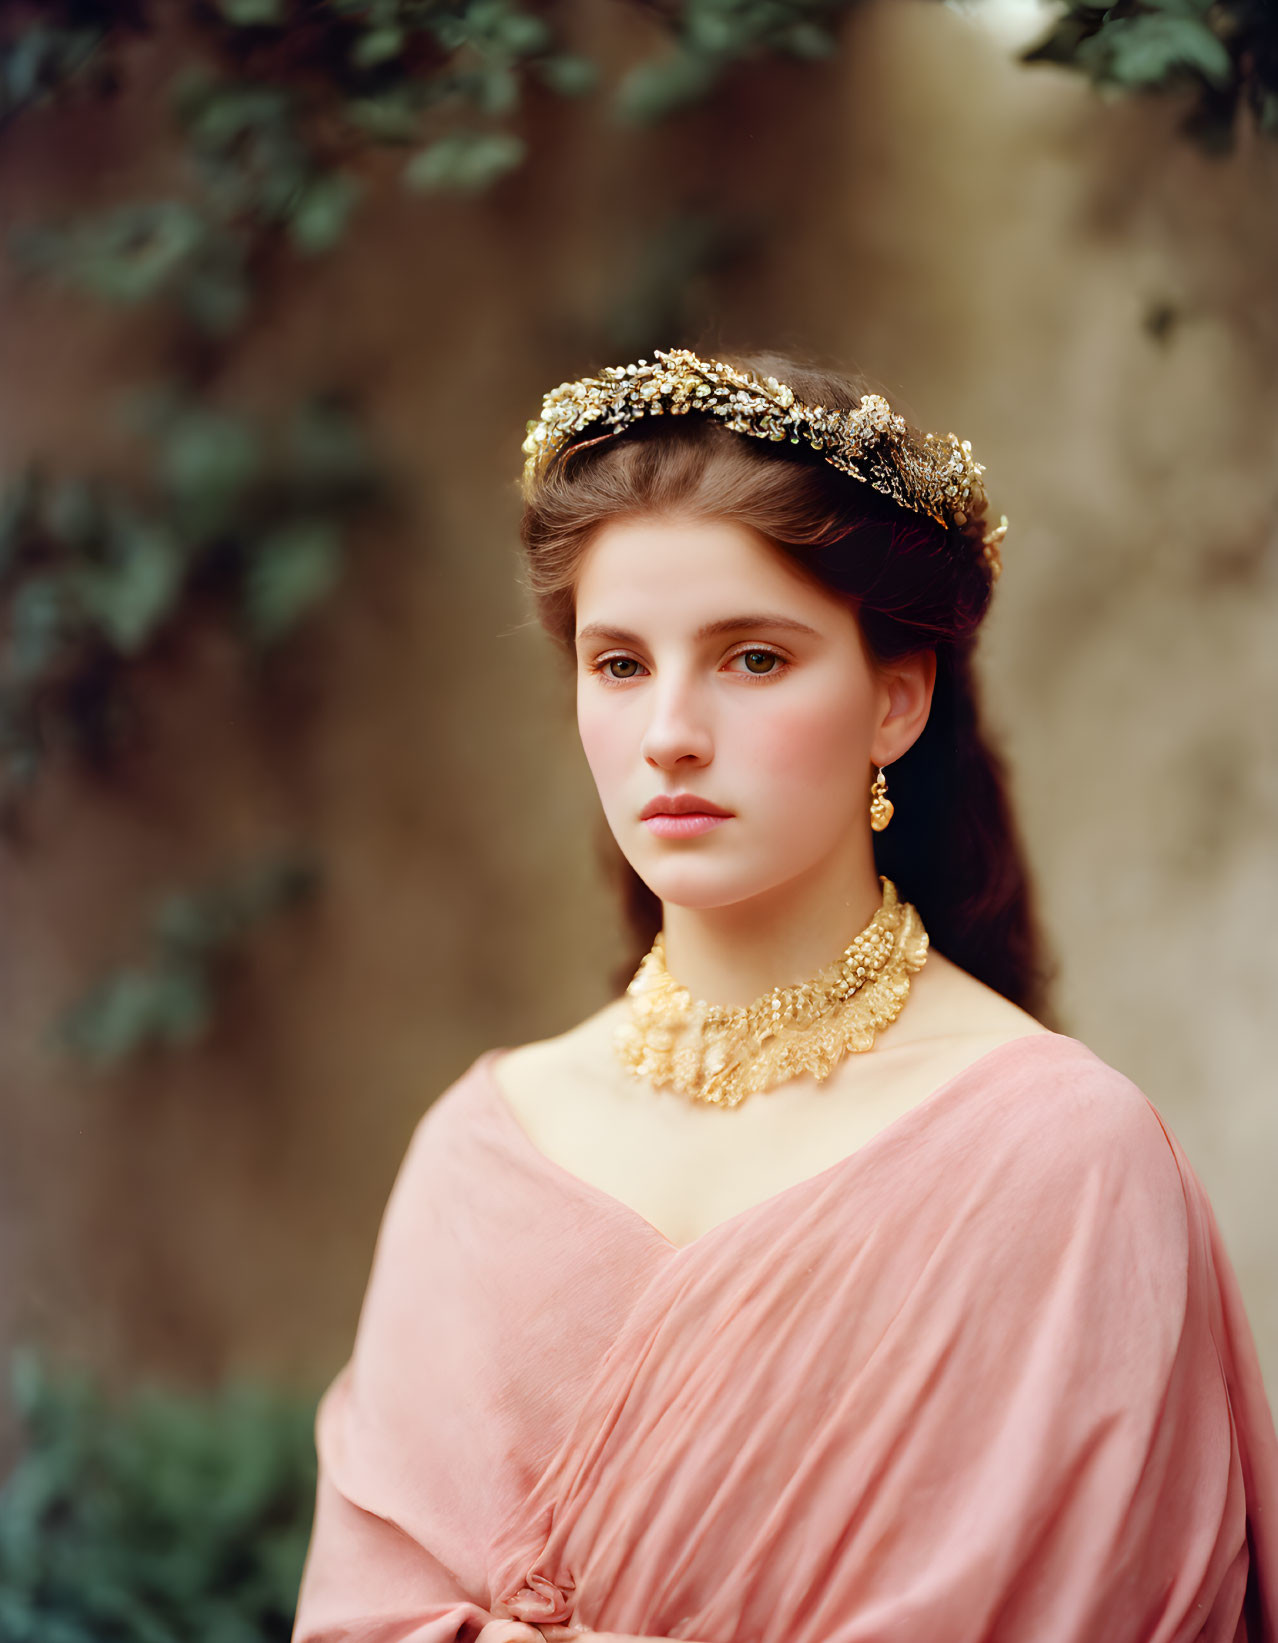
left=658, top=849, right=887, bottom=1008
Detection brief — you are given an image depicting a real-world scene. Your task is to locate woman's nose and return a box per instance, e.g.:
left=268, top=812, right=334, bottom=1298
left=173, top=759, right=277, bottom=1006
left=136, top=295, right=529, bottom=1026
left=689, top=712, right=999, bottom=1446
left=640, top=676, right=713, bottom=769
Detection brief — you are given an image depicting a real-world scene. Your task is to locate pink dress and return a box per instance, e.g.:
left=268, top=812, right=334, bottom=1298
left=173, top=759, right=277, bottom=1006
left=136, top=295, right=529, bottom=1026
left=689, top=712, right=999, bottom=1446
left=291, top=1030, right=1278, bottom=1643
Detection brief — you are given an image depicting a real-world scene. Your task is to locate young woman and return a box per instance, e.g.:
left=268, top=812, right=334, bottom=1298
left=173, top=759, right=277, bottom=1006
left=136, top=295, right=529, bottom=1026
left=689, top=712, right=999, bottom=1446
left=292, top=347, right=1278, bottom=1643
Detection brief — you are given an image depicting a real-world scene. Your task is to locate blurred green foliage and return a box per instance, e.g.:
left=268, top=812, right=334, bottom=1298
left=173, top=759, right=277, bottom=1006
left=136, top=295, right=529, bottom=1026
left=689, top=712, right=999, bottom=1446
left=0, top=1, right=138, bottom=128
left=615, top=0, right=850, bottom=122
left=1, top=0, right=599, bottom=233
left=0, top=0, right=886, bottom=234
left=10, top=199, right=254, bottom=335
left=6, top=1, right=1274, bottom=180
left=53, top=852, right=322, bottom=1069
left=0, top=393, right=383, bottom=824
left=0, top=1347, right=318, bottom=1643
left=1022, top=0, right=1278, bottom=153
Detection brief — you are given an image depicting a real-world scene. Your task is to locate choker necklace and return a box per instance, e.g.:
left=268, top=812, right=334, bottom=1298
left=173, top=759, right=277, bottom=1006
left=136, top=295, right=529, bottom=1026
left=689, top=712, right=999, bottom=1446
left=612, top=876, right=929, bottom=1108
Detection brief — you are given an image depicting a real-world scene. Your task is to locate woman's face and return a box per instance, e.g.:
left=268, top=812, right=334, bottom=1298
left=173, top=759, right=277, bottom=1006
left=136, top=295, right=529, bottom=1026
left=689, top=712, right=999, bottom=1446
left=573, top=515, right=931, bottom=912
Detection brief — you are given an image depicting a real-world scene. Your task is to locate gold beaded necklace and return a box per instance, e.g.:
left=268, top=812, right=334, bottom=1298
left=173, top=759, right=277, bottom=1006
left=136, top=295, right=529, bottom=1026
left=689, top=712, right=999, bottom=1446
left=611, top=876, right=929, bottom=1108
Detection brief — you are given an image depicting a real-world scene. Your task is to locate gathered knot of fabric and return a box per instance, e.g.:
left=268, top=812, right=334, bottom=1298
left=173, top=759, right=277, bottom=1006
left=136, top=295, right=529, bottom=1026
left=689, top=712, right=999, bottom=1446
left=493, top=1566, right=579, bottom=1627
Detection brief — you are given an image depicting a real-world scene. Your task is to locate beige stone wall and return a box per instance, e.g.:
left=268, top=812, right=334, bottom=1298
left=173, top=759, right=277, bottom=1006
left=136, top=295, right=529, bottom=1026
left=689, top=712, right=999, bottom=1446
left=0, top=0, right=1273, bottom=1465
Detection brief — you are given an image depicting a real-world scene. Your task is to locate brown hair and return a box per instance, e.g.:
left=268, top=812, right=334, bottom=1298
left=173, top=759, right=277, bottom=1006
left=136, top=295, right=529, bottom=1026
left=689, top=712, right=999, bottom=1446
left=517, top=344, right=1059, bottom=1025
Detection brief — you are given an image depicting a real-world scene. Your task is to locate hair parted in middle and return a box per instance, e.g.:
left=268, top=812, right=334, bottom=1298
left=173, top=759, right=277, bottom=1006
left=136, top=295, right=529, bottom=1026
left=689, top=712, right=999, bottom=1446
left=516, top=341, right=1059, bottom=1027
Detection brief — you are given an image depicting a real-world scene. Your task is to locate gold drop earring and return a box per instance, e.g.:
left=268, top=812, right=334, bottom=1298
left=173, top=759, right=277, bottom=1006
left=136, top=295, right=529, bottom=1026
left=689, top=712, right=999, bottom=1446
left=869, top=766, right=894, bottom=832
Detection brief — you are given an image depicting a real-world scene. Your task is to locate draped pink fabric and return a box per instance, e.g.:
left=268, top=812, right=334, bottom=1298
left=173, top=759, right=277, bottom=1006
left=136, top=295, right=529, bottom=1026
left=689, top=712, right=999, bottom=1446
left=292, top=1031, right=1278, bottom=1643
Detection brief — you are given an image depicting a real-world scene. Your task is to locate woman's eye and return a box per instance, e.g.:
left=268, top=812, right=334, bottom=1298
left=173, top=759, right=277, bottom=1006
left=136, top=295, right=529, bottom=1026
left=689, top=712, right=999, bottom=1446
left=729, top=649, right=784, bottom=676
left=599, top=656, right=644, bottom=680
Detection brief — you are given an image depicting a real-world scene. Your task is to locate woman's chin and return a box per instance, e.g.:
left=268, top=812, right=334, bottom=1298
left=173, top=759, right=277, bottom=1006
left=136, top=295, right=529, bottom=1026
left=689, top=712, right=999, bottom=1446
left=635, top=869, right=774, bottom=912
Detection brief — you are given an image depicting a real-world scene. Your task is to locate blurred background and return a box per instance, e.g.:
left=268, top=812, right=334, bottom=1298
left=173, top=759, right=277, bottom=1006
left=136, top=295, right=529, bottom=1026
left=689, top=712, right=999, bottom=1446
left=0, top=0, right=1275, bottom=1635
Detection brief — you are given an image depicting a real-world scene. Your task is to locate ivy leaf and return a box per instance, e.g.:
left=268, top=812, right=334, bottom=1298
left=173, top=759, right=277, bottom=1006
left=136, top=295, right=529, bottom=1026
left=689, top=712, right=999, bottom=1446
left=157, top=409, right=262, bottom=538
left=3, top=26, right=49, bottom=108
left=685, top=11, right=737, bottom=55
left=614, top=51, right=722, bottom=124
left=243, top=517, right=343, bottom=642
left=344, top=88, right=423, bottom=142
left=534, top=53, right=600, bottom=98
left=429, top=1, right=551, bottom=57
left=473, top=65, right=520, bottom=116
left=70, top=512, right=185, bottom=656
left=1077, top=13, right=1234, bottom=90
left=216, top=0, right=287, bottom=25
left=402, top=130, right=526, bottom=192
left=287, top=170, right=363, bottom=254
left=351, top=26, right=405, bottom=69
left=0, top=21, right=103, bottom=118
left=786, top=22, right=837, bottom=61
left=54, top=962, right=212, bottom=1066
left=496, top=11, right=548, bottom=55
left=497, top=12, right=553, bottom=56
left=8, top=575, right=73, bottom=682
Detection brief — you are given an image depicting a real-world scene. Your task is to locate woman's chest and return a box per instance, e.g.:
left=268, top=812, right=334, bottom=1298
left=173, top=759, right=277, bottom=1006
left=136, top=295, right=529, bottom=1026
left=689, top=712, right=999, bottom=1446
left=492, top=1030, right=1043, bottom=1249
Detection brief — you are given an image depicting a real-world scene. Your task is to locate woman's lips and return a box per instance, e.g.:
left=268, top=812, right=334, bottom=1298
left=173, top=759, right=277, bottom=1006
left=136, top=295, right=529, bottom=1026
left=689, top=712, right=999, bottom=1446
left=643, top=813, right=731, bottom=839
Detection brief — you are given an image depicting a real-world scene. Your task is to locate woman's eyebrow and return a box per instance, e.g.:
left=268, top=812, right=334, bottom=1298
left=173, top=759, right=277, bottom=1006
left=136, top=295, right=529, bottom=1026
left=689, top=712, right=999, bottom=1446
left=575, top=613, right=821, bottom=646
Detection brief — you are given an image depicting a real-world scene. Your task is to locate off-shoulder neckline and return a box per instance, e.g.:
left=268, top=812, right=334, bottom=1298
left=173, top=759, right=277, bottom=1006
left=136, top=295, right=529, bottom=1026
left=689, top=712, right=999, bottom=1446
left=473, top=1028, right=1088, bottom=1258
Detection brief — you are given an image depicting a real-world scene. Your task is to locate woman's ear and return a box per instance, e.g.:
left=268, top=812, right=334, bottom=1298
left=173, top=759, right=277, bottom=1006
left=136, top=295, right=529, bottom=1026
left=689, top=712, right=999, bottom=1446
left=870, top=650, right=936, bottom=767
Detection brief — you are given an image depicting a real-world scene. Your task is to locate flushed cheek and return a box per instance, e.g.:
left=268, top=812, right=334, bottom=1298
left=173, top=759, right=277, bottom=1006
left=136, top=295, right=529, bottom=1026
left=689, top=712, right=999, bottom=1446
left=738, top=702, right=863, bottom=799
left=577, top=702, right=634, bottom=794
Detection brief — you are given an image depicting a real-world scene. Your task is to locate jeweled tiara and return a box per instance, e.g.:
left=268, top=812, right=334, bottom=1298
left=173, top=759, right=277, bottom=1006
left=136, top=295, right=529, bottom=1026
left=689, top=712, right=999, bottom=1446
left=521, top=346, right=1008, bottom=582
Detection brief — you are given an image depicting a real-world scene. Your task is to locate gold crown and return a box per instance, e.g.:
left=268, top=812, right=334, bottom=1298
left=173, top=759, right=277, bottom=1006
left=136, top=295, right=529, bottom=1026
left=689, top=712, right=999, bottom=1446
left=521, top=346, right=1008, bottom=582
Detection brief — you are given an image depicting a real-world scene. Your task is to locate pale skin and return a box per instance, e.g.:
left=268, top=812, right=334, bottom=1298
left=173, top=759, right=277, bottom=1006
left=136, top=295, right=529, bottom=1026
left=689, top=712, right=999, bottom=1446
left=492, top=515, right=1051, bottom=1268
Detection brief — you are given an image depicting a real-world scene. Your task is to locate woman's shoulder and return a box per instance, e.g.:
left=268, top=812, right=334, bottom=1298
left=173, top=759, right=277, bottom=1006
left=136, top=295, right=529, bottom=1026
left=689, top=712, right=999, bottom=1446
left=888, top=951, right=1176, bottom=1159
left=999, top=1029, right=1174, bottom=1150
left=963, top=1031, right=1194, bottom=1258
